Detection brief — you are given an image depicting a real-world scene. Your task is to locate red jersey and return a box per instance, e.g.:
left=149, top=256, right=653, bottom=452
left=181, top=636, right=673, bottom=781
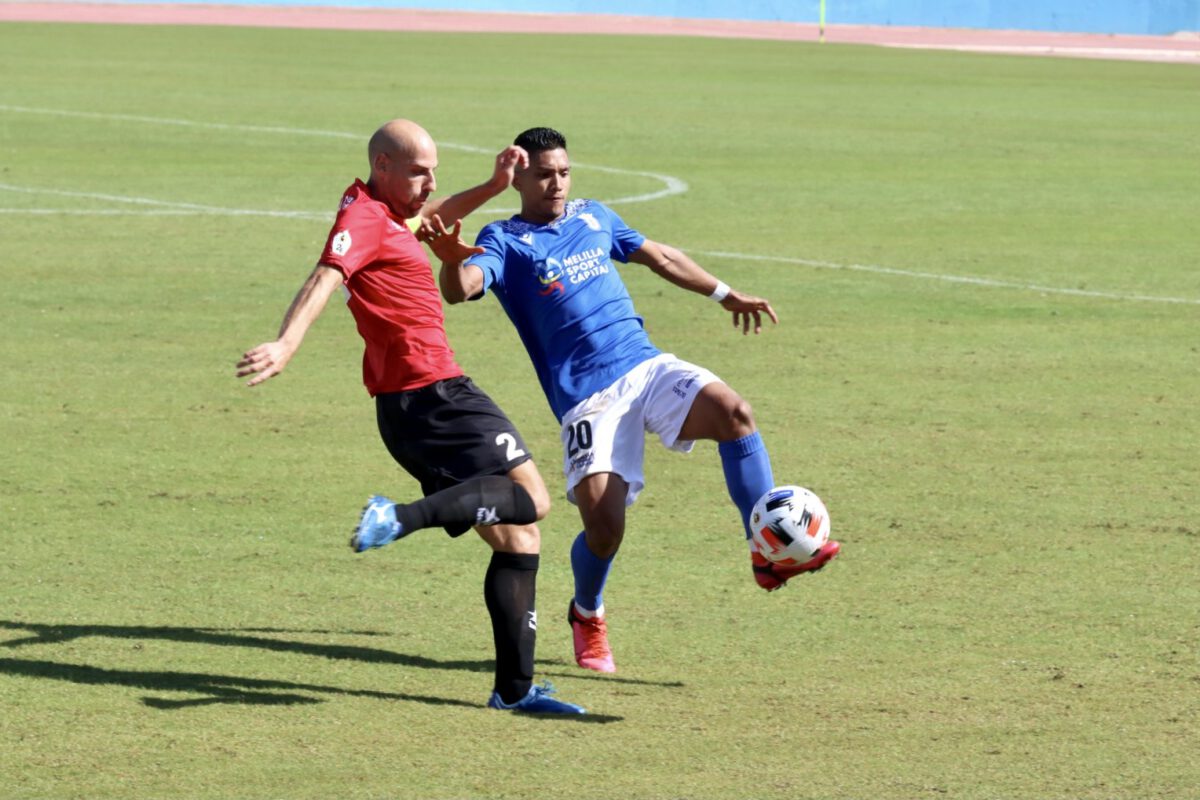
left=319, top=180, right=463, bottom=396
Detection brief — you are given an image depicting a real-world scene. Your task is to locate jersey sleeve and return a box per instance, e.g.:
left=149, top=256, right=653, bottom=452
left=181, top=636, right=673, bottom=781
left=318, top=203, right=384, bottom=278
left=466, top=223, right=507, bottom=298
left=601, top=203, right=646, bottom=263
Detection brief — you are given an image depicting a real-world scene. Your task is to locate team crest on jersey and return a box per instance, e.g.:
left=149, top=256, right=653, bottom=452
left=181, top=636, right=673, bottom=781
left=537, top=257, right=565, bottom=296
left=579, top=212, right=601, bottom=231
left=340, top=194, right=356, bottom=210
left=331, top=230, right=352, bottom=256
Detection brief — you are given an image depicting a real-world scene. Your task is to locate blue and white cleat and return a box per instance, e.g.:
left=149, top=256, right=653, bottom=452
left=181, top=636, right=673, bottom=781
left=350, top=495, right=404, bottom=552
left=487, top=681, right=585, bottom=715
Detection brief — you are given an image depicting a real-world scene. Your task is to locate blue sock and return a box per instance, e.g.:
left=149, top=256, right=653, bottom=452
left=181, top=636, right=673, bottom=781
left=718, top=431, right=775, bottom=540
left=570, top=531, right=614, bottom=613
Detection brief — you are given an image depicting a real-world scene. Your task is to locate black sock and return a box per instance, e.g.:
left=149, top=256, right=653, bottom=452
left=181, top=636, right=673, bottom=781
left=483, top=551, right=539, bottom=705
left=393, top=476, right=537, bottom=535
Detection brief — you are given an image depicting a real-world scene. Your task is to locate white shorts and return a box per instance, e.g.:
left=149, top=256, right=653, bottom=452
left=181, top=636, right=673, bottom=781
left=560, top=353, right=720, bottom=506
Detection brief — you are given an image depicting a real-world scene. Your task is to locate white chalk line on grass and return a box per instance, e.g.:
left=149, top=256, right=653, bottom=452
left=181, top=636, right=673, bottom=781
left=0, top=208, right=233, bottom=216
left=1, top=104, right=1195, bottom=307
left=693, top=250, right=1200, bottom=306
left=4, top=180, right=1195, bottom=307
left=0, top=104, right=688, bottom=207
left=0, top=182, right=329, bottom=220
left=5, top=181, right=1193, bottom=307
left=884, top=43, right=1200, bottom=61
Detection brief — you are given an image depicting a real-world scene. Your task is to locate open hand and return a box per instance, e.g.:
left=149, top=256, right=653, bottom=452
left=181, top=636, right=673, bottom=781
left=418, top=214, right=484, bottom=263
left=236, top=340, right=293, bottom=386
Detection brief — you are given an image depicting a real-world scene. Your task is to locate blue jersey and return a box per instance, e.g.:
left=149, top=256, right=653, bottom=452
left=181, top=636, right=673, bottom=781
left=469, top=199, right=661, bottom=421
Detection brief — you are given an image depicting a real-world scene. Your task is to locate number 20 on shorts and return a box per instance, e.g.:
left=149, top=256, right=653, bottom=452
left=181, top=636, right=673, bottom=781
left=567, top=420, right=593, bottom=457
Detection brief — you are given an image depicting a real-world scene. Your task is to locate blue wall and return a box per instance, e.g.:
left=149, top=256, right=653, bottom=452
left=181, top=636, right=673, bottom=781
left=110, top=0, right=1200, bottom=35
left=823, top=0, right=1200, bottom=35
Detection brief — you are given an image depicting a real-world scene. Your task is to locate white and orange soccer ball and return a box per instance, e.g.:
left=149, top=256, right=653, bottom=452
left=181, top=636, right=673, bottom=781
left=750, top=486, right=831, bottom=566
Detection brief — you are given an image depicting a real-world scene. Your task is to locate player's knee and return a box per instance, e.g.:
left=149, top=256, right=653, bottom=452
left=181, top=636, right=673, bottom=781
left=724, top=396, right=757, bottom=439
left=585, top=525, right=622, bottom=559
left=527, top=483, right=551, bottom=521
left=510, top=480, right=549, bottom=523
left=509, top=462, right=551, bottom=521
left=583, top=512, right=624, bottom=557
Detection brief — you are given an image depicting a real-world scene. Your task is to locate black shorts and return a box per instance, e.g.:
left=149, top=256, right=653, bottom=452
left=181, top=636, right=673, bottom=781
left=375, top=376, right=533, bottom=534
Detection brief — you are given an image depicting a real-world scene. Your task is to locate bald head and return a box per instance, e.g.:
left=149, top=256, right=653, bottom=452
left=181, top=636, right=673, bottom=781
left=366, top=119, right=438, bottom=218
left=369, top=119, right=435, bottom=169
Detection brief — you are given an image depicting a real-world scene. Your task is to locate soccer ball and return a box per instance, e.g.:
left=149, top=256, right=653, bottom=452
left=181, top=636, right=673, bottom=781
left=750, top=486, right=831, bottom=566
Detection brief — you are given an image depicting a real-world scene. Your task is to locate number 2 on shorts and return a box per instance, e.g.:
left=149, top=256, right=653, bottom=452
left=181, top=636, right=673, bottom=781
left=495, top=432, right=527, bottom=461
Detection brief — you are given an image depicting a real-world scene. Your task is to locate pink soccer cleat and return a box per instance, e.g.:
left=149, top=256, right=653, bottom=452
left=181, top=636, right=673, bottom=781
left=568, top=602, right=616, bottom=673
left=752, top=540, right=841, bottom=591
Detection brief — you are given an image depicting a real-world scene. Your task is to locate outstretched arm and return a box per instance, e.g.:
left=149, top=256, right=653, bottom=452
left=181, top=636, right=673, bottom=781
left=235, top=263, right=343, bottom=386
left=420, top=214, right=487, bottom=305
left=419, top=145, right=528, bottom=226
left=628, top=239, right=779, bottom=334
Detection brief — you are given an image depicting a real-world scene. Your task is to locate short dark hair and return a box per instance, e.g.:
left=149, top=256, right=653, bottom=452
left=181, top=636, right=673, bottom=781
left=514, top=127, right=567, bottom=157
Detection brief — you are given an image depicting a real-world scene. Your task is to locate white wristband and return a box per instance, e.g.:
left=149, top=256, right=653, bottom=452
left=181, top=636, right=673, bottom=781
left=708, top=281, right=730, bottom=302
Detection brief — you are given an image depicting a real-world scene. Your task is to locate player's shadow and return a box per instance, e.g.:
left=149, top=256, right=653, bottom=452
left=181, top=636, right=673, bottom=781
left=0, top=620, right=494, bottom=672
left=0, top=620, right=640, bottom=719
left=0, top=655, right=477, bottom=710
left=0, top=620, right=683, bottom=687
left=0, top=620, right=490, bottom=709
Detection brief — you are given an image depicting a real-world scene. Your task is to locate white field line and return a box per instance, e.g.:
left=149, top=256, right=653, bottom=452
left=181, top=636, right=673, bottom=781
left=0, top=208, right=235, bottom=215
left=884, top=42, right=1200, bottom=61
left=0, top=104, right=687, bottom=209
left=1, top=104, right=1195, bottom=306
left=0, top=182, right=328, bottom=219
left=693, top=250, right=1200, bottom=306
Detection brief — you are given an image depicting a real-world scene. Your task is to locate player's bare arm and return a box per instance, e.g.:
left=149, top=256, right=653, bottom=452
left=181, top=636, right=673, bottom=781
left=419, top=145, right=529, bottom=227
left=236, top=263, right=343, bottom=386
left=422, top=214, right=487, bottom=304
left=629, top=239, right=779, bottom=335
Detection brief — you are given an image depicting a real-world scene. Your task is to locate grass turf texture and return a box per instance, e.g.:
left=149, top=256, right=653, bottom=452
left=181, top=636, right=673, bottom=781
left=2, top=20, right=1198, bottom=800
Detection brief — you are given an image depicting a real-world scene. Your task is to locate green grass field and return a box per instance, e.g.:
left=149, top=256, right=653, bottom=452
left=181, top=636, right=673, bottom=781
left=2, top=19, right=1198, bottom=800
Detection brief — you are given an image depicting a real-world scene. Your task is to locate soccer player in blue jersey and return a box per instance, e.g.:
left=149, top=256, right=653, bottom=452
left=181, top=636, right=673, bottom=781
left=423, top=127, right=840, bottom=673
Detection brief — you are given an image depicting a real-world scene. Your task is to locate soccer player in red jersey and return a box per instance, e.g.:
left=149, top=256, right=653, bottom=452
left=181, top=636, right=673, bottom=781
left=236, top=119, right=583, bottom=714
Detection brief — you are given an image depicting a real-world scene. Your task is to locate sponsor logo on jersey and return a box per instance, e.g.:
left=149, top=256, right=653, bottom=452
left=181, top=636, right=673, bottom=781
left=331, top=230, right=352, bottom=256
left=534, top=247, right=613, bottom=298
left=537, top=257, right=565, bottom=296
left=561, top=247, right=611, bottom=285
